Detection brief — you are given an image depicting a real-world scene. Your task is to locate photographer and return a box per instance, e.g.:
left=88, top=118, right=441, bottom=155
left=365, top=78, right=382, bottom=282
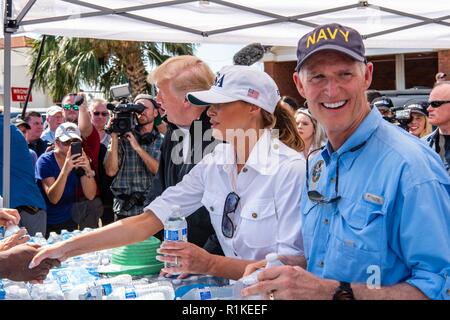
left=36, top=123, right=97, bottom=236
left=105, top=94, right=163, bottom=219
left=371, top=96, right=395, bottom=123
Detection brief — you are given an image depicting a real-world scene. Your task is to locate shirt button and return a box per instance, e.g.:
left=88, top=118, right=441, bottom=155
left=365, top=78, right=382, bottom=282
left=242, top=167, right=248, bottom=173
left=319, top=261, right=324, bottom=268
left=330, top=177, right=335, bottom=183
left=252, top=212, right=258, bottom=219
left=273, top=144, right=279, bottom=150
left=324, top=218, right=329, bottom=225
left=209, top=206, right=214, bottom=212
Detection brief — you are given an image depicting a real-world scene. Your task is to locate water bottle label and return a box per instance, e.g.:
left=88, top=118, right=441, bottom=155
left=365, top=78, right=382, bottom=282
left=57, top=274, right=69, bottom=285
left=199, top=290, right=212, bottom=300
left=164, top=228, right=187, bottom=241
left=102, top=284, right=113, bottom=296
left=125, top=289, right=137, bottom=299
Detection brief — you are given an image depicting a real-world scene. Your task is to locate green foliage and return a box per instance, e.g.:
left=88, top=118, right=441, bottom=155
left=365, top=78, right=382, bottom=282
left=29, top=36, right=196, bottom=102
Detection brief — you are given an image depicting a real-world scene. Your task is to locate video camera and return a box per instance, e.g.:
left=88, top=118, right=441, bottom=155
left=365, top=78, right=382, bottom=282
left=105, top=84, right=145, bottom=136
left=391, top=100, right=428, bottom=130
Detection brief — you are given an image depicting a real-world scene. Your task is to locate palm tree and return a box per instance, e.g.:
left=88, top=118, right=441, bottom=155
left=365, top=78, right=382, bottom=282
left=28, top=36, right=195, bottom=102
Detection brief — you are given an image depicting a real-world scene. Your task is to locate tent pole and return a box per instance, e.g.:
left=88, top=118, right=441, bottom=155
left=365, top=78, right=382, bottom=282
left=2, top=0, right=13, bottom=208
left=21, top=35, right=47, bottom=119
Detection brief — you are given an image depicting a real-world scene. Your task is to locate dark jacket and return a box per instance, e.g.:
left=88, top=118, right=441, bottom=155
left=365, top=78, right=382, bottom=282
left=423, top=129, right=450, bottom=174
left=28, top=138, right=48, bottom=157
left=153, top=110, right=223, bottom=255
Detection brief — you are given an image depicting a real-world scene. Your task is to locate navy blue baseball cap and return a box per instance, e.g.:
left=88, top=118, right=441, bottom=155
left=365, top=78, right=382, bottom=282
left=404, top=100, right=429, bottom=117
left=372, top=96, right=394, bottom=111
left=295, top=23, right=367, bottom=72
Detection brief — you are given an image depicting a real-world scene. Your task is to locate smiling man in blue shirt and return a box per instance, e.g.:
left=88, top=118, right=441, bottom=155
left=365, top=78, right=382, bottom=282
left=242, top=23, right=450, bottom=300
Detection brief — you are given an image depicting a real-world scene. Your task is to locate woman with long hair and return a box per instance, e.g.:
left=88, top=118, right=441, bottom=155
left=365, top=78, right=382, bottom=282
left=294, top=108, right=326, bottom=158
left=405, top=102, right=433, bottom=138
left=31, top=65, right=306, bottom=281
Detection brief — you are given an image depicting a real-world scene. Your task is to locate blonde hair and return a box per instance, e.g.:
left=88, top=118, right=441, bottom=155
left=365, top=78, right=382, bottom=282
left=261, top=101, right=304, bottom=152
left=418, top=114, right=433, bottom=138
left=295, top=108, right=326, bottom=151
left=148, top=55, right=215, bottom=98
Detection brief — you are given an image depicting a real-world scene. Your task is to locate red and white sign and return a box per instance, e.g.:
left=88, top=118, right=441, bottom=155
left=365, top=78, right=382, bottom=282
left=11, top=87, right=32, bottom=102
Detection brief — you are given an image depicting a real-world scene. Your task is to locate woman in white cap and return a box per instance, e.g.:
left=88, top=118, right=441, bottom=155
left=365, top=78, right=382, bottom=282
left=30, top=66, right=306, bottom=281
left=294, top=108, right=326, bottom=158
left=35, top=122, right=97, bottom=237
left=405, top=101, right=432, bottom=138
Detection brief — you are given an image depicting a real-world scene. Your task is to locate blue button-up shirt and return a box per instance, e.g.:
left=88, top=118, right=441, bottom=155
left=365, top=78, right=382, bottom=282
left=301, top=107, right=450, bottom=300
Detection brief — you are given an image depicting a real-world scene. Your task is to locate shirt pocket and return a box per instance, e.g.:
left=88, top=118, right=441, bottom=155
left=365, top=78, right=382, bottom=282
left=200, top=191, right=224, bottom=231
left=333, top=199, right=386, bottom=253
left=326, top=199, right=386, bottom=280
left=240, top=199, right=278, bottom=249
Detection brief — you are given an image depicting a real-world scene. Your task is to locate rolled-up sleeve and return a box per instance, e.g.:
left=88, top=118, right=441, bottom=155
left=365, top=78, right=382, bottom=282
left=145, top=161, right=207, bottom=224
left=398, top=180, right=450, bottom=300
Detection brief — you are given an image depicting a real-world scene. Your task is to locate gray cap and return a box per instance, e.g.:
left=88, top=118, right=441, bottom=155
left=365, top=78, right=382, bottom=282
left=295, top=23, right=366, bottom=72
left=12, top=117, right=31, bottom=130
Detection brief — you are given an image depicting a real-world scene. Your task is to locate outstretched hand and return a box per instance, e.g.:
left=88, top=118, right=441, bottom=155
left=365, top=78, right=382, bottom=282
left=2, top=243, right=60, bottom=282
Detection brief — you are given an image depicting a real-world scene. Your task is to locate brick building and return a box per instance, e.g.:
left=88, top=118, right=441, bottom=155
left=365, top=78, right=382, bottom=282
left=264, top=47, right=450, bottom=105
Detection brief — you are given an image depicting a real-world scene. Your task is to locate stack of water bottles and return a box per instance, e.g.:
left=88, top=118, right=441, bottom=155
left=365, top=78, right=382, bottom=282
left=0, top=228, right=176, bottom=300
left=178, top=252, right=284, bottom=300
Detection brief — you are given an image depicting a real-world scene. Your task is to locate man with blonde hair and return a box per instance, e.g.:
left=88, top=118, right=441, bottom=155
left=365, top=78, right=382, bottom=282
left=148, top=55, right=223, bottom=256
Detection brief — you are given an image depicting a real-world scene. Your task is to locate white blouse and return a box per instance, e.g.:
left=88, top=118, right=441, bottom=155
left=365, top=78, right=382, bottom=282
left=146, top=129, right=305, bottom=261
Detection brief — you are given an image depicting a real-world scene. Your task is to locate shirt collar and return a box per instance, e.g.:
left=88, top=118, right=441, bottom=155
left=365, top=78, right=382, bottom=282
left=246, top=129, right=283, bottom=175
left=320, top=107, right=382, bottom=170
left=213, top=129, right=290, bottom=175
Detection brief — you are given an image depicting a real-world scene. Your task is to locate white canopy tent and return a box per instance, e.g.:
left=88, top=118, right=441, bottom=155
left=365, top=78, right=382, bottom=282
left=2, top=0, right=450, bottom=206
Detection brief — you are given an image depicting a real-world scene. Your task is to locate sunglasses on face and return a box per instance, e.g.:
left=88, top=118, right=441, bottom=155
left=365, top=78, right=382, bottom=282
left=428, top=100, right=450, bottom=108
left=222, top=192, right=240, bottom=238
left=93, top=111, right=109, bottom=117
left=63, top=104, right=79, bottom=111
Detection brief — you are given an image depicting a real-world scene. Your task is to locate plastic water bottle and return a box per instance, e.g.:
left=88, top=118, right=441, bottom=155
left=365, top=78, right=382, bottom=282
left=47, top=231, right=60, bottom=245
left=180, top=285, right=234, bottom=300
left=106, top=284, right=174, bottom=300
left=0, top=285, right=31, bottom=300
left=163, top=205, right=187, bottom=270
left=265, top=252, right=284, bottom=268
left=235, top=252, right=285, bottom=299
left=60, top=229, right=73, bottom=241
left=4, top=224, right=20, bottom=238
left=85, top=274, right=133, bottom=299
left=33, top=232, right=47, bottom=246
left=239, top=252, right=284, bottom=286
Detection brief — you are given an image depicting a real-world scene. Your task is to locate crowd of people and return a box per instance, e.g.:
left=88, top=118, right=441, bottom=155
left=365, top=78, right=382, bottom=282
left=0, top=22, right=449, bottom=300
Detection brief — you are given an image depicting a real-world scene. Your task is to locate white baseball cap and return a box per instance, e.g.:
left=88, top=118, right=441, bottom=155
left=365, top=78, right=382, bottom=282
left=55, top=122, right=82, bottom=142
left=186, top=65, right=280, bottom=113
left=47, top=105, right=63, bottom=116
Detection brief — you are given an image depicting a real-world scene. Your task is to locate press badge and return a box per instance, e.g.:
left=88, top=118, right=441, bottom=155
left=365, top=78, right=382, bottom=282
left=364, top=193, right=384, bottom=205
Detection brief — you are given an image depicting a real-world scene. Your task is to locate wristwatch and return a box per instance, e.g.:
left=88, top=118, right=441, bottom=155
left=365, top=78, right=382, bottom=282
left=333, top=282, right=355, bottom=300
